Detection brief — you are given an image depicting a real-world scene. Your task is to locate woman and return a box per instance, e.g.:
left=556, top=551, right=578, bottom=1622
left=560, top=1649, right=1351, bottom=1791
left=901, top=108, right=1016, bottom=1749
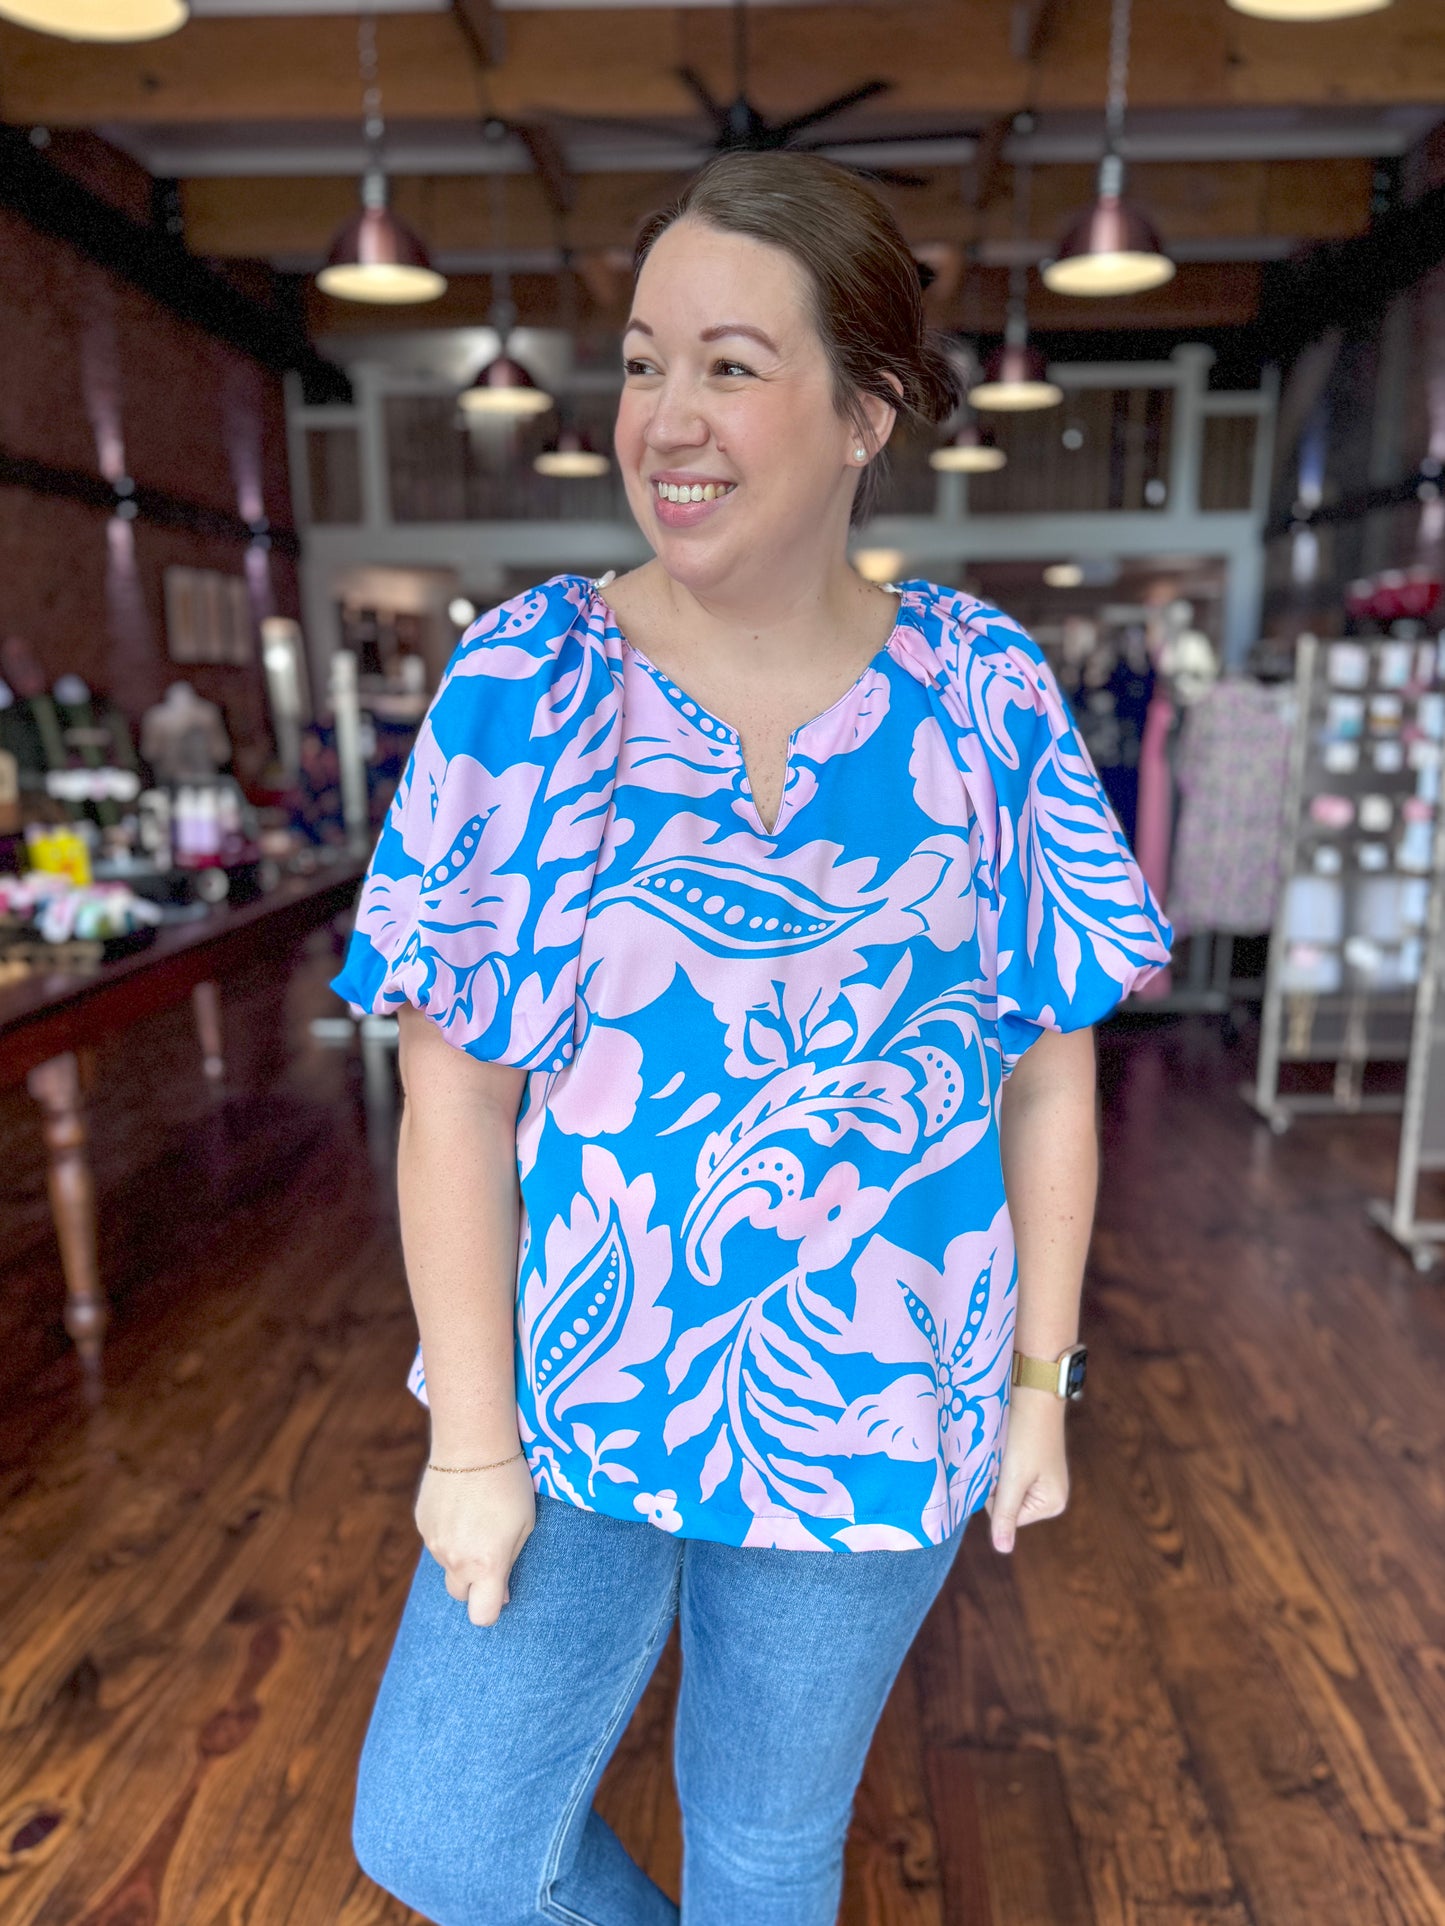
left=333, top=152, right=1172, bottom=1926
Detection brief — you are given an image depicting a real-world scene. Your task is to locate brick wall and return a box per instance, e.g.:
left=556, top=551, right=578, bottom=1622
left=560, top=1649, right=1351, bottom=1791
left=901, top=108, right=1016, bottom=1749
left=0, top=164, right=300, bottom=780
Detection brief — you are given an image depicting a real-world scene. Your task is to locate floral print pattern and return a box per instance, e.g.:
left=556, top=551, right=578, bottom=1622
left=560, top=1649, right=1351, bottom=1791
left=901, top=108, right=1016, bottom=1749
left=333, top=575, right=1172, bottom=1552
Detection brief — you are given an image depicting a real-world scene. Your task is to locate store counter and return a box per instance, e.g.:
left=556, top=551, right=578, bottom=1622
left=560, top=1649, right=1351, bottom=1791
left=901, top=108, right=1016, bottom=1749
left=0, top=857, right=365, bottom=1376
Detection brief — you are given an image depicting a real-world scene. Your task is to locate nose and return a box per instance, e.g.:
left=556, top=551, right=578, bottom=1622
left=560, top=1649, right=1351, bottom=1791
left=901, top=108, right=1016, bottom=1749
left=643, top=373, right=710, bottom=454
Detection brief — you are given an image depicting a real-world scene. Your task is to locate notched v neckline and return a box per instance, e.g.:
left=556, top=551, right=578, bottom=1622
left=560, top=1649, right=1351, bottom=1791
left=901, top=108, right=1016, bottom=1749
left=587, top=576, right=906, bottom=840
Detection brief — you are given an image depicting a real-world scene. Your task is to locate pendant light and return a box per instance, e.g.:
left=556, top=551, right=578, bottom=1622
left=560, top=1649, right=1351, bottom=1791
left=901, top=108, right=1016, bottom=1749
left=460, top=135, right=554, bottom=419
left=969, top=303, right=1062, bottom=412
left=1228, top=0, right=1390, bottom=14
left=0, top=0, right=185, bottom=38
left=532, top=253, right=608, bottom=474
left=968, top=136, right=1061, bottom=413
left=534, top=424, right=610, bottom=478
left=930, top=418, right=1007, bottom=473
left=315, top=13, right=446, bottom=306
left=1041, top=0, right=1174, bottom=298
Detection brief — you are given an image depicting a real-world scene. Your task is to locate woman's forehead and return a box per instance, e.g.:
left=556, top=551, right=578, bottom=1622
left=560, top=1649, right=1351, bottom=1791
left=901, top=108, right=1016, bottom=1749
left=631, top=221, right=812, bottom=334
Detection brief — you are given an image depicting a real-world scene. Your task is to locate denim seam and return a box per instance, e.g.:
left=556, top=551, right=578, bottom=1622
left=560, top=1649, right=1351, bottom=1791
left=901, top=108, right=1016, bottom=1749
left=536, top=1563, right=682, bottom=1926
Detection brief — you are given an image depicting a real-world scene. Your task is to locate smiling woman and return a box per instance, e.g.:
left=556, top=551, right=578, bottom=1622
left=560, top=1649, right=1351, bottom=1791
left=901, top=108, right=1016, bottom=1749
left=333, top=150, right=1172, bottom=1926
left=630, top=151, right=960, bottom=529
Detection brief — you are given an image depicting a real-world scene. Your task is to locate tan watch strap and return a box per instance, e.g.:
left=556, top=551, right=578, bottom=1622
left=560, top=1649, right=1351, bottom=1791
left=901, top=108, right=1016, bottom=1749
left=1011, top=1351, right=1066, bottom=1395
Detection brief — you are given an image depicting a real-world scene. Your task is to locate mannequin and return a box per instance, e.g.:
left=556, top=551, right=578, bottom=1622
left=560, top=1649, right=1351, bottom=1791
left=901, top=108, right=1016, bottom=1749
left=0, top=635, right=66, bottom=784
left=1155, top=599, right=1219, bottom=707
left=140, top=682, right=233, bottom=785
left=0, top=638, right=139, bottom=832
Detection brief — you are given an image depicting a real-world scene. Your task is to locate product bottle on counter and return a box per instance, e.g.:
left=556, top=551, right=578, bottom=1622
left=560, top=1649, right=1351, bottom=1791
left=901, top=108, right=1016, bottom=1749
left=175, top=785, right=198, bottom=864
left=197, top=786, right=220, bottom=862
left=137, top=789, right=172, bottom=870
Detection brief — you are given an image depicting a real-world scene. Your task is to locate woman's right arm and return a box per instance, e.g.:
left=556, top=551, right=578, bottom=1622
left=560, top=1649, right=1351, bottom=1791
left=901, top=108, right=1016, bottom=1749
left=395, top=1003, right=536, bottom=1627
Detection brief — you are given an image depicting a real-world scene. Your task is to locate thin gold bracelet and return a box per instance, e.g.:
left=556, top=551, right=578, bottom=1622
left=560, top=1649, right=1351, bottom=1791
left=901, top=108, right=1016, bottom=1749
left=427, top=1449, right=525, bottom=1474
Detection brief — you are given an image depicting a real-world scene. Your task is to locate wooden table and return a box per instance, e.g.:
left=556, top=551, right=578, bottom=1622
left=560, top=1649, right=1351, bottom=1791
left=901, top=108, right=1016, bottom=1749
left=0, top=859, right=365, bottom=1374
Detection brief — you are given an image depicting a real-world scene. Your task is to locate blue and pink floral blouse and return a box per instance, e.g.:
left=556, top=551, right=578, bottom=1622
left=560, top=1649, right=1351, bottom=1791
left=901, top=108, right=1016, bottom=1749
left=331, top=574, right=1172, bottom=1552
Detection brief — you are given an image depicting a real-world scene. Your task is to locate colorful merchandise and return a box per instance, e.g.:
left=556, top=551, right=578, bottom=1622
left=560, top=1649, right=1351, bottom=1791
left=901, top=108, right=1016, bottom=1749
left=1168, top=677, right=1293, bottom=936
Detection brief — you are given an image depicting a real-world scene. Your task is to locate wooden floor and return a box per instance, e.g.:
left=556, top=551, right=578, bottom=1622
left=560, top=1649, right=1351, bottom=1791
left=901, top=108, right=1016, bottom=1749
left=2, top=938, right=1444, bottom=1926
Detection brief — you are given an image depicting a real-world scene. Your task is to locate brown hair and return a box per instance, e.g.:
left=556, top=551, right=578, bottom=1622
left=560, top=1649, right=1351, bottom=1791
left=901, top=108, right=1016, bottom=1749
left=633, top=151, right=961, bottom=525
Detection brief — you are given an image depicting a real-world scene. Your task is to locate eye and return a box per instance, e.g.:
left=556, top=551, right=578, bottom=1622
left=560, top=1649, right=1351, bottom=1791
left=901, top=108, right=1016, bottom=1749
left=711, top=358, right=755, bottom=379
left=623, top=356, right=658, bottom=377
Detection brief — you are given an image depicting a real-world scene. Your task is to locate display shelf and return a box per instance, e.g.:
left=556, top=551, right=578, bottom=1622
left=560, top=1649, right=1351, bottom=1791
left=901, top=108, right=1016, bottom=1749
left=1368, top=784, right=1445, bottom=1271
left=1245, top=630, right=1444, bottom=1133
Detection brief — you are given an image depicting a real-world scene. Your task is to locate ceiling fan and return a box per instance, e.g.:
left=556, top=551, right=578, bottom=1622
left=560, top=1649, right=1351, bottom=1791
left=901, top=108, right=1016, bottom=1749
left=677, top=0, right=907, bottom=172
left=548, top=0, right=968, bottom=189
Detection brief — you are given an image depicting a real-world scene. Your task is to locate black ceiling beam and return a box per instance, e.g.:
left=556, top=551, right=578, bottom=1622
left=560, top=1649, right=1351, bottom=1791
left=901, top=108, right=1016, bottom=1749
left=1255, top=176, right=1445, bottom=368
left=0, top=442, right=302, bottom=559
left=1262, top=461, right=1443, bottom=541
left=0, top=123, right=350, bottom=405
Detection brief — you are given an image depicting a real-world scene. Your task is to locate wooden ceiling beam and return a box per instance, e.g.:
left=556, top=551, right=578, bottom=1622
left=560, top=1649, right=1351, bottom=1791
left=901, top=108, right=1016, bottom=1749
left=306, top=258, right=1264, bottom=339
left=1, top=0, right=1442, bottom=128
left=179, top=155, right=1374, bottom=260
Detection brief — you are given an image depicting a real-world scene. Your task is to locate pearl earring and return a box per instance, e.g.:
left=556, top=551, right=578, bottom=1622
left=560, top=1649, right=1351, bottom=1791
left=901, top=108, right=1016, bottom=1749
left=854, top=446, right=866, bottom=462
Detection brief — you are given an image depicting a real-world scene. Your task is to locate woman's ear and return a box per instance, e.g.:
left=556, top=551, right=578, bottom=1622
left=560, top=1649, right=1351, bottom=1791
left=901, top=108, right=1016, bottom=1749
left=856, top=374, right=902, bottom=459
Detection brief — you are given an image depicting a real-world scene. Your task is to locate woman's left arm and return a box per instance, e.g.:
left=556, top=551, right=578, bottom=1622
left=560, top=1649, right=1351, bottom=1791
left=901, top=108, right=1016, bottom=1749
left=987, top=1024, right=1100, bottom=1554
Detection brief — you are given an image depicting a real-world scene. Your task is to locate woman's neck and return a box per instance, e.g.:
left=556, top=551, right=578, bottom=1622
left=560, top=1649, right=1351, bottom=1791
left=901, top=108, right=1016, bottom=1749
left=616, top=555, right=900, bottom=687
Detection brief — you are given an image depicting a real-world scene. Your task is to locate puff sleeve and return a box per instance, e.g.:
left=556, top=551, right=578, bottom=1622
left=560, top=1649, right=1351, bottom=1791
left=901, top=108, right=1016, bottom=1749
left=329, top=576, right=619, bottom=1070
left=944, top=598, right=1173, bottom=1071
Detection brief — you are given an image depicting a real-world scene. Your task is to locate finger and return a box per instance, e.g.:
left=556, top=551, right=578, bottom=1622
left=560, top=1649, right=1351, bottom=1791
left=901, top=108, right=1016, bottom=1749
left=990, top=1486, right=1024, bottom=1553
left=466, top=1575, right=508, bottom=1628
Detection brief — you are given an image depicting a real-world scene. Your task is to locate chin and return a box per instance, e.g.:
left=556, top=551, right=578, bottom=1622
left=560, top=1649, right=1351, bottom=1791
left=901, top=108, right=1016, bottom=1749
left=634, top=496, right=802, bottom=596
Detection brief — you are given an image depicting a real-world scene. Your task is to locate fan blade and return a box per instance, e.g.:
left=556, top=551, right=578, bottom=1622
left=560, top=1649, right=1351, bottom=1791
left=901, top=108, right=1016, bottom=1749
left=853, top=165, right=930, bottom=189
left=675, top=67, right=731, bottom=137
left=511, top=121, right=574, bottom=219
left=794, top=130, right=978, bottom=168
left=770, top=79, right=891, bottom=142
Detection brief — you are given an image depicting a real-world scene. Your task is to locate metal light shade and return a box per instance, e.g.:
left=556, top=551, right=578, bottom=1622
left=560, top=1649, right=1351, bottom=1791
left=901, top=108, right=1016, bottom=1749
left=1042, top=152, right=1175, bottom=298
left=929, top=422, right=1007, bottom=474
left=0, top=0, right=185, bottom=34
left=459, top=353, right=554, bottom=419
left=969, top=341, right=1062, bottom=413
left=534, top=425, right=610, bottom=479
left=316, top=205, right=447, bottom=305
left=1227, top=0, right=1390, bottom=15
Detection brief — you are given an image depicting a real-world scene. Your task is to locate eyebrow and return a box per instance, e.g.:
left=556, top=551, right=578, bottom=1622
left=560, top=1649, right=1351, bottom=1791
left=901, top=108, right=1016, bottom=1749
left=623, top=319, right=780, bottom=354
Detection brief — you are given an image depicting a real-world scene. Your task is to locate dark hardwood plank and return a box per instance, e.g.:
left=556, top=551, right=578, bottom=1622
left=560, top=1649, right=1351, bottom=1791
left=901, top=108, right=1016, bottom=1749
left=926, top=1742, right=1096, bottom=1926
left=842, top=1658, right=946, bottom=1926
left=2, top=969, right=1443, bottom=1924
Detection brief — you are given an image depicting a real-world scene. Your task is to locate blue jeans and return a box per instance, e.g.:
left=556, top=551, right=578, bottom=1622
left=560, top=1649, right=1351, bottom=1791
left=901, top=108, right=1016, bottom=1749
left=352, top=1494, right=964, bottom=1925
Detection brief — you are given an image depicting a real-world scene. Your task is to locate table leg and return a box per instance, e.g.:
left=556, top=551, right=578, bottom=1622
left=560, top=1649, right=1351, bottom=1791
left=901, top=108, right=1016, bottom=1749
left=26, top=1051, right=106, bottom=1372
left=193, top=979, right=225, bottom=1083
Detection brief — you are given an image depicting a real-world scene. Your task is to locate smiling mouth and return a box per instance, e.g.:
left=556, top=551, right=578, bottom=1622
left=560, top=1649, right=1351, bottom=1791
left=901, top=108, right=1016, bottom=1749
left=652, top=479, right=737, bottom=504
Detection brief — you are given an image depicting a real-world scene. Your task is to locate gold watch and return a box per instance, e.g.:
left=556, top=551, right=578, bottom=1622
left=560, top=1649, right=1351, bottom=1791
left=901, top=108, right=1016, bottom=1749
left=1010, top=1343, right=1088, bottom=1402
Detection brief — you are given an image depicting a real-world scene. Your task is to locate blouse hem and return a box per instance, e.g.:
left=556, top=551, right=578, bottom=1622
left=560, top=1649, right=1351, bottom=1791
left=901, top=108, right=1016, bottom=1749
left=529, top=1461, right=985, bottom=1554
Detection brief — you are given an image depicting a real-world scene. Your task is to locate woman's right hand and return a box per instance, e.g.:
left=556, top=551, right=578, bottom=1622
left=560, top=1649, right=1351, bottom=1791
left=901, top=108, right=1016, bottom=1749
left=415, top=1456, right=537, bottom=1627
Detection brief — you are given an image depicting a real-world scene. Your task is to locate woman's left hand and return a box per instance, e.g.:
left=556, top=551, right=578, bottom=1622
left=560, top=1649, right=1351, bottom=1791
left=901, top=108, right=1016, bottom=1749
left=984, top=1390, right=1071, bottom=1553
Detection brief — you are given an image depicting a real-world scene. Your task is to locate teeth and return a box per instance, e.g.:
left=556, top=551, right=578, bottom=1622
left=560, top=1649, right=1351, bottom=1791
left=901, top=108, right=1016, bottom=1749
left=655, top=480, right=732, bottom=504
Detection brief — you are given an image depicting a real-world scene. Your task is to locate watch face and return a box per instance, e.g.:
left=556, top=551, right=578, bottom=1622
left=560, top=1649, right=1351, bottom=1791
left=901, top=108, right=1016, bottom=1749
left=1064, top=1347, right=1088, bottom=1399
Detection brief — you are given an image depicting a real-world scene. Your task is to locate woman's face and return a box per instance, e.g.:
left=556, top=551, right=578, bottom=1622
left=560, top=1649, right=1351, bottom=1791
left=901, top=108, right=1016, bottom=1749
left=615, top=218, right=887, bottom=601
